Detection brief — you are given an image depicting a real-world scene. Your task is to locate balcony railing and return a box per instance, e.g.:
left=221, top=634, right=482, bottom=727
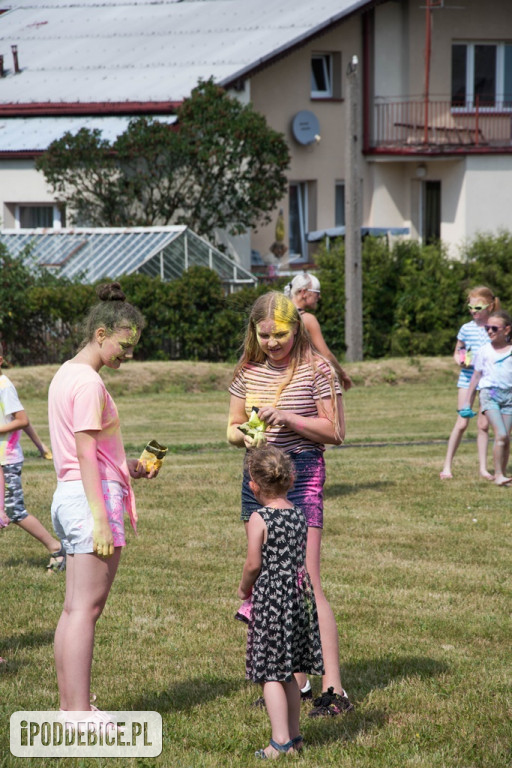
left=369, top=98, right=512, bottom=153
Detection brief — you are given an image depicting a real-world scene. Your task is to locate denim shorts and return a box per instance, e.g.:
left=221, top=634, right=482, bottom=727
left=1, top=462, right=28, bottom=524
left=241, top=449, right=325, bottom=529
left=479, top=386, right=512, bottom=416
left=51, top=479, right=127, bottom=554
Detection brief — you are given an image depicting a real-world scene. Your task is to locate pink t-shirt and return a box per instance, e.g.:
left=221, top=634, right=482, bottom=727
left=48, top=361, right=130, bottom=488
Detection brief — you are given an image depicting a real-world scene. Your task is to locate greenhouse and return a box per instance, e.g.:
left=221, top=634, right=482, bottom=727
left=0, top=226, right=257, bottom=290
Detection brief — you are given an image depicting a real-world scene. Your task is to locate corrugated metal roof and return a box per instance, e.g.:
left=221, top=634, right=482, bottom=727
left=0, top=114, right=176, bottom=151
left=0, top=0, right=370, bottom=104
left=0, top=226, right=258, bottom=286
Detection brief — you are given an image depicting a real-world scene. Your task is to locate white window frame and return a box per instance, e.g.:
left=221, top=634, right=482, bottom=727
left=13, top=204, right=62, bottom=229
left=452, top=41, right=512, bottom=112
left=289, top=182, right=309, bottom=261
left=311, top=53, right=333, bottom=99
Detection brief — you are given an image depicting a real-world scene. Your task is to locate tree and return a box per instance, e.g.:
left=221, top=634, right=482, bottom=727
left=36, top=79, right=290, bottom=237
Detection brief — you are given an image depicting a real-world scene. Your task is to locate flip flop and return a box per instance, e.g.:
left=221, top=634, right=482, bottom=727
left=47, top=545, right=66, bottom=572
left=439, top=471, right=453, bottom=480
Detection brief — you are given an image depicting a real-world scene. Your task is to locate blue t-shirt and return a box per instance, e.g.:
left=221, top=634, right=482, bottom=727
left=456, top=321, right=490, bottom=388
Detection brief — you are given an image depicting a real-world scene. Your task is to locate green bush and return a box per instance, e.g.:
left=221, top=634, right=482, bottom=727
left=4, top=231, right=512, bottom=364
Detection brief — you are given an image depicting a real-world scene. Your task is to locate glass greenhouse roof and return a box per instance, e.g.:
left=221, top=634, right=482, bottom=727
left=0, top=227, right=257, bottom=289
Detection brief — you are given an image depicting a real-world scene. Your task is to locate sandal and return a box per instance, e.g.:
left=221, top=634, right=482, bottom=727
left=255, top=738, right=295, bottom=759
left=47, top=545, right=66, bottom=573
left=291, top=735, right=303, bottom=752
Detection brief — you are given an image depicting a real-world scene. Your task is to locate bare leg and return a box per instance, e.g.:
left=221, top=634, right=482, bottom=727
left=16, top=514, right=62, bottom=553
left=441, top=389, right=471, bottom=478
left=476, top=409, right=492, bottom=479
left=54, top=549, right=121, bottom=711
left=284, top=679, right=301, bottom=742
left=260, top=681, right=295, bottom=757
left=305, top=526, right=343, bottom=694
left=485, top=410, right=512, bottom=485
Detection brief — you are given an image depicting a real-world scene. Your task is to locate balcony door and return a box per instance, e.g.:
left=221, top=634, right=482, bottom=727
left=423, top=181, right=441, bottom=244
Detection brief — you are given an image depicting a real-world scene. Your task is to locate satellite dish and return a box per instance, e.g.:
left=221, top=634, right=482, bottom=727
left=291, top=111, right=320, bottom=145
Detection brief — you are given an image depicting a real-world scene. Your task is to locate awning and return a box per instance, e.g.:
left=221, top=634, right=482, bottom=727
left=307, top=226, right=410, bottom=242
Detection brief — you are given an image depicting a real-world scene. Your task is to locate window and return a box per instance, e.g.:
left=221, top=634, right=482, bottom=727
left=311, top=52, right=341, bottom=99
left=311, top=54, right=332, bottom=98
left=289, top=182, right=317, bottom=261
left=452, top=42, right=512, bottom=109
left=289, top=183, right=308, bottom=259
left=13, top=204, right=64, bottom=229
left=335, top=183, right=345, bottom=227
left=423, top=181, right=441, bottom=245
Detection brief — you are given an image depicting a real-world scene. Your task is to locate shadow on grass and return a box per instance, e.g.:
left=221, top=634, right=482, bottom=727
left=304, top=654, right=449, bottom=747
left=324, top=480, right=395, bottom=498
left=129, top=676, right=245, bottom=713
left=341, top=653, right=449, bottom=699
left=2, top=630, right=54, bottom=652
left=0, top=630, right=54, bottom=674
left=4, top=554, right=49, bottom=569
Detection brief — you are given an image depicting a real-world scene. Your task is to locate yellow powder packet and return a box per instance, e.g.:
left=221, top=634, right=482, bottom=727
left=138, top=439, right=168, bottom=472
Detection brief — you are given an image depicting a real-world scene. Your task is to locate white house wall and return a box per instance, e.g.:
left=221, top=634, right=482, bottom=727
left=464, top=156, right=512, bottom=242
left=250, top=15, right=362, bottom=261
left=374, top=2, right=408, bottom=101
left=1, top=159, right=56, bottom=228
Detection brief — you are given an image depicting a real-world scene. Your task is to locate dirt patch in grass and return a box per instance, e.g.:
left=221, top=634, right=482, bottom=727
left=5, top=356, right=458, bottom=399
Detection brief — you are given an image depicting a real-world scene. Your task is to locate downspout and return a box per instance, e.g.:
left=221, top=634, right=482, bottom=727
left=362, top=10, right=372, bottom=152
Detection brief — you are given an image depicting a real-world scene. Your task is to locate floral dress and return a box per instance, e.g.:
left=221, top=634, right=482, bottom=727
left=246, top=505, right=324, bottom=683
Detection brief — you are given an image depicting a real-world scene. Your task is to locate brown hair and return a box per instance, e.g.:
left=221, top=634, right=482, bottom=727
left=467, top=285, right=501, bottom=312
left=232, top=291, right=342, bottom=441
left=247, top=445, right=295, bottom=497
left=80, top=282, right=145, bottom=348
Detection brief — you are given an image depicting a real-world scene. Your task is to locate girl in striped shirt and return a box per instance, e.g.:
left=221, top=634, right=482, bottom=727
left=440, top=286, right=500, bottom=480
left=228, top=291, right=353, bottom=717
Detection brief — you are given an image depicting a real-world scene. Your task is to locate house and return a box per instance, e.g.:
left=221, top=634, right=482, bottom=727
left=0, top=0, right=511, bottom=277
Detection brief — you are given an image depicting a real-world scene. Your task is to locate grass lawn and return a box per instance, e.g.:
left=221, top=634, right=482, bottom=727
left=1, top=359, right=511, bottom=768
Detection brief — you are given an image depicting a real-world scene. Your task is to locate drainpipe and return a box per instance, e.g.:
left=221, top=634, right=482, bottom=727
left=11, top=44, right=19, bottom=73
left=0, top=56, right=4, bottom=78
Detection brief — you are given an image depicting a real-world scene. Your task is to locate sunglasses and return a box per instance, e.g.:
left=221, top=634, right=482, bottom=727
left=485, top=325, right=504, bottom=333
left=468, top=303, right=489, bottom=311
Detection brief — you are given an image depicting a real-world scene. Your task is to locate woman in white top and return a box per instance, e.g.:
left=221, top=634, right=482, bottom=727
left=284, top=273, right=353, bottom=391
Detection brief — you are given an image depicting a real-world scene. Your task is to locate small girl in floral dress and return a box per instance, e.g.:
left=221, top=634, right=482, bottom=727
left=237, top=445, right=323, bottom=759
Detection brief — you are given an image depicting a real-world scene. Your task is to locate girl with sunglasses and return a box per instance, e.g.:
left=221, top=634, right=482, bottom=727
left=463, top=310, right=512, bottom=486
left=440, top=286, right=500, bottom=480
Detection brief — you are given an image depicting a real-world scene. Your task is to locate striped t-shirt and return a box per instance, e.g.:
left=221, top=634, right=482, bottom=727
left=457, top=321, right=490, bottom=387
left=229, top=358, right=341, bottom=453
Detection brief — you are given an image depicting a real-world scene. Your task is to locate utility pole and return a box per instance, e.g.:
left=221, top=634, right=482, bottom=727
left=345, top=54, right=363, bottom=361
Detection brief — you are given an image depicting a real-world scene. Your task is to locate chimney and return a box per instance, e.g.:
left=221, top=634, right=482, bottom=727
left=11, top=44, right=19, bottom=74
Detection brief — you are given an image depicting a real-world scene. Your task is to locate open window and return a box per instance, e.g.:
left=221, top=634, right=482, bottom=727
left=311, top=52, right=341, bottom=100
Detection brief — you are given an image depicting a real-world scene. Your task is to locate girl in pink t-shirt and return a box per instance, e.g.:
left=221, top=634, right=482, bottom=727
left=48, top=282, right=158, bottom=727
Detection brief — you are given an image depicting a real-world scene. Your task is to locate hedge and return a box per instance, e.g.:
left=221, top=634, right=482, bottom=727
left=2, top=232, right=512, bottom=365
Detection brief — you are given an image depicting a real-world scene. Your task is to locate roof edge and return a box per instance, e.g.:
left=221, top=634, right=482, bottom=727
left=0, top=101, right=181, bottom=117
left=221, top=0, right=377, bottom=88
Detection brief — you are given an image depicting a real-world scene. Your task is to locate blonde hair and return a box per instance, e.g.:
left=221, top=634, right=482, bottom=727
left=467, top=285, right=501, bottom=312
left=232, top=291, right=342, bottom=441
left=247, top=445, right=295, bottom=497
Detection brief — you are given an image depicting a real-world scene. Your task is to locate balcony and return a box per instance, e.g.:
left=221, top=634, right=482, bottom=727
left=368, top=98, right=512, bottom=155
